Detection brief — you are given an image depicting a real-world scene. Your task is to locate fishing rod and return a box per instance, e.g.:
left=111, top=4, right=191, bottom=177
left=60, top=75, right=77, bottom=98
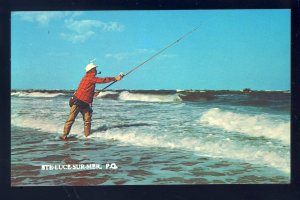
left=95, top=26, right=199, bottom=95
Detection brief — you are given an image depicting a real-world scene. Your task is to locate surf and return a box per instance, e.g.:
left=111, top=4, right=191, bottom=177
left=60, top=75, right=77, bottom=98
left=118, top=91, right=181, bottom=102
left=199, top=108, right=290, bottom=144
left=11, top=91, right=65, bottom=98
left=11, top=111, right=290, bottom=174
left=90, top=129, right=290, bottom=174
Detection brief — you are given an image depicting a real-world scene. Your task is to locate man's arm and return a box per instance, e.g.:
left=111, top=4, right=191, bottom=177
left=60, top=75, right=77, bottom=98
left=93, top=77, right=116, bottom=84
left=93, top=74, right=123, bottom=97
left=94, top=73, right=124, bottom=84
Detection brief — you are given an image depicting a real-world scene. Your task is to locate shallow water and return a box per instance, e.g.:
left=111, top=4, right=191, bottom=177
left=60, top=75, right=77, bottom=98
left=11, top=90, right=290, bottom=185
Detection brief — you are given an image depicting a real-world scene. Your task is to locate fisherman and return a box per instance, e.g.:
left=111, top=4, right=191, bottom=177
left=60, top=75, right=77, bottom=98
left=61, top=63, right=123, bottom=140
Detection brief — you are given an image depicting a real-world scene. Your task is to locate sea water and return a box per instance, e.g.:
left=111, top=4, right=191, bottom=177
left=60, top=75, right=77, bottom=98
left=11, top=90, right=290, bottom=185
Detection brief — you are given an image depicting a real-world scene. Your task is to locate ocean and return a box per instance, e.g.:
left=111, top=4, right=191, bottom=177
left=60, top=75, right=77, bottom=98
left=11, top=89, right=290, bottom=186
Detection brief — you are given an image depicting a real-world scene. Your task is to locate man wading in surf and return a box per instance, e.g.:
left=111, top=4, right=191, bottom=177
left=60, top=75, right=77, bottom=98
left=61, top=63, right=123, bottom=140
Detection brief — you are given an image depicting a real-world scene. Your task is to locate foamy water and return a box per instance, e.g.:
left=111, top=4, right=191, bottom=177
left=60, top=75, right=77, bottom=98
left=11, top=90, right=290, bottom=185
left=90, top=129, right=289, bottom=173
left=199, top=108, right=290, bottom=144
left=96, top=91, right=119, bottom=98
left=119, top=91, right=181, bottom=102
left=11, top=91, right=65, bottom=98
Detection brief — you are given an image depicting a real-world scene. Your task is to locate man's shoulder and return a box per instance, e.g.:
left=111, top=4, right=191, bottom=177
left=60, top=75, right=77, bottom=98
left=81, top=74, right=96, bottom=80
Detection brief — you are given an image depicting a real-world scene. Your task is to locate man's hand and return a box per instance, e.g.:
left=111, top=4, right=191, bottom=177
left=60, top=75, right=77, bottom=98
left=115, top=72, right=124, bottom=81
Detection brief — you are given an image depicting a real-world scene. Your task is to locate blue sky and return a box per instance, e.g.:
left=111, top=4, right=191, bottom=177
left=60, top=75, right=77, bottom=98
left=11, top=10, right=290, bottom=90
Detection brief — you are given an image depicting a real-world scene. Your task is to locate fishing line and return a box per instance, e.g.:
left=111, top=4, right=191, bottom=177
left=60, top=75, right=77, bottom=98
left=95, top=26, right=200, bottom=95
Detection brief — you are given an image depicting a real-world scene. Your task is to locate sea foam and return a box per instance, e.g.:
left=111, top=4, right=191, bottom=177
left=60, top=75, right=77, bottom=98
left=11, top=91, right=64, bottom=98
left=10, top=112, right=290, bottom=173
left=199, top=108, right=290, bottom=144
left=11, top=116, right=82, bottom=135
left=119, top=91, right=181, bottom=102
left=96, top=91, right=118, bottom=98
left=90, top=129, right=290, bottom=173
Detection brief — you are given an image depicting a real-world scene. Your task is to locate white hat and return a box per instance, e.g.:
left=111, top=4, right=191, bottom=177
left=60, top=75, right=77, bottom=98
left=85, top=63, right=97, bottom=72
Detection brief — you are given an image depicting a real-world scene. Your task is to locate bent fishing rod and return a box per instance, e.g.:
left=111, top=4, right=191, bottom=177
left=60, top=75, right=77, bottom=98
left=95, top=26, right=199, bottom=95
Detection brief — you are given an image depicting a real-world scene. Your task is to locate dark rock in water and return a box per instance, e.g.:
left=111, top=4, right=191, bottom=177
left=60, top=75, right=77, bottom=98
left=179, top=92, right=215, bottom=101
left=243, top=88, right=252, bottom=93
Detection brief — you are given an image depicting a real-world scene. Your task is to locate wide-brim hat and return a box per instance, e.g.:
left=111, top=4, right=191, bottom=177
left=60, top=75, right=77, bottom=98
left=85, top=63, right=98, bottom=72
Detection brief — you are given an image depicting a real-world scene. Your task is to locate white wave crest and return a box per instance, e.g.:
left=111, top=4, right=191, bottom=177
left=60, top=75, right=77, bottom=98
left=11, top=116, right=83, bottom=136
left=119, top=91, right=181, bottom=102
left=11, top=91, right=64, bottom=98
left=90, top=129, right=290, bottom=173
left=199, top=108, right=290, bottom=144
left=96, top=91, right=118, bottom=98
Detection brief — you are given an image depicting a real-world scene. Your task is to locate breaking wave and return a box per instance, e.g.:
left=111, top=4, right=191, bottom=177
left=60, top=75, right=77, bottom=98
left=95, top=91, right=119, bottom=100
left=11, top=112, right=290, bottom=173
left=11, top=91, right=65, bottom=98
left=199, top=108, right=290, bottom=144
left=90, top=129, right=290, bottom=173
left=118, top=91, right=181, bottom=102
left=11, top=90, right=290, bottom=108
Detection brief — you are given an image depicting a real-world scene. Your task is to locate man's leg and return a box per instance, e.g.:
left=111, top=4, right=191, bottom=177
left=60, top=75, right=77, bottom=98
left=62, top=105, right=79, bottom=139
left=81, top=107, right=92, bottom=138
